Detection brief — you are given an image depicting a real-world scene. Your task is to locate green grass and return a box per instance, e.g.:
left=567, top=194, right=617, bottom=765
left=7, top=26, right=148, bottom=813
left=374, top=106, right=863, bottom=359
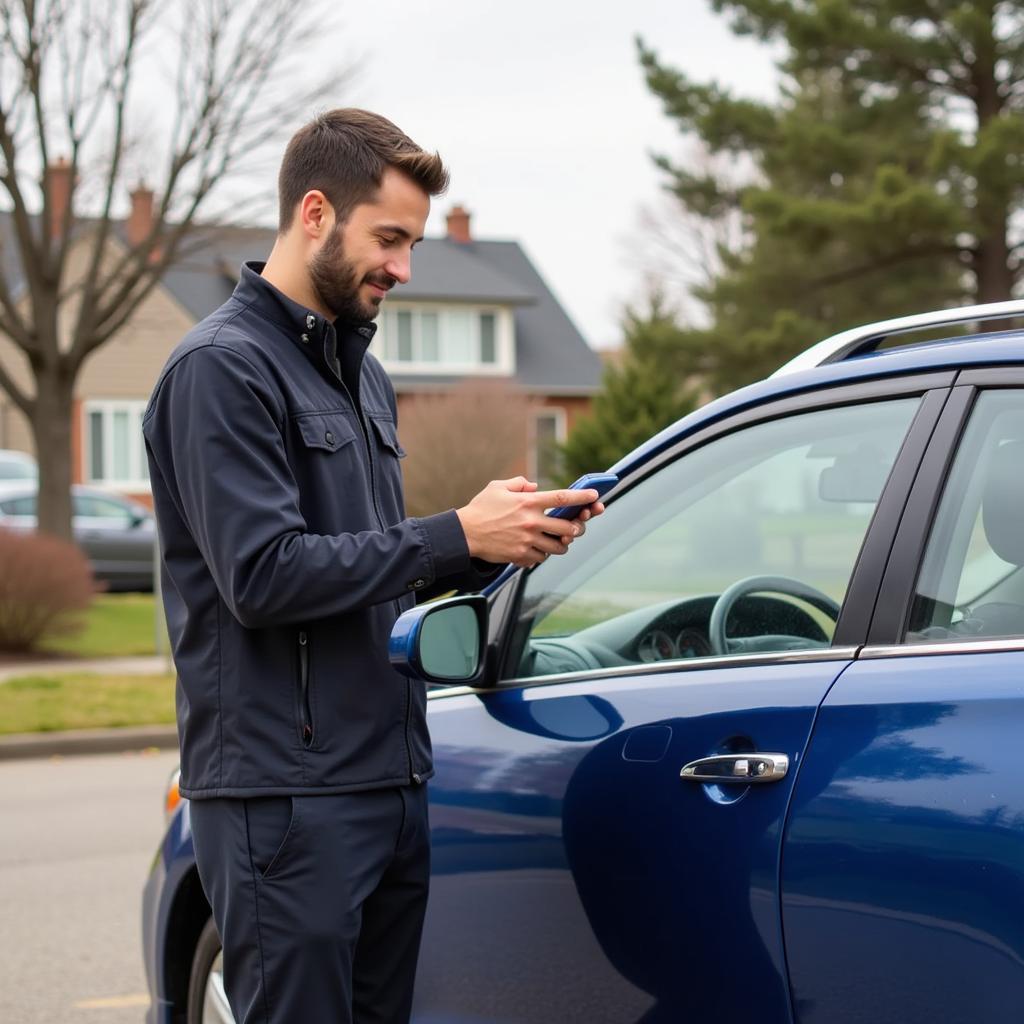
left=38, top=593, right=164, bottom=658
left=0, top=672, right=176, bottom=734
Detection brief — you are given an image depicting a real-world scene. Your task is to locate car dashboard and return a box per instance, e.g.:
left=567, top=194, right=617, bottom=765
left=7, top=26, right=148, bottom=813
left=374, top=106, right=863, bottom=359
left=517, top=594, right=831, bottom=679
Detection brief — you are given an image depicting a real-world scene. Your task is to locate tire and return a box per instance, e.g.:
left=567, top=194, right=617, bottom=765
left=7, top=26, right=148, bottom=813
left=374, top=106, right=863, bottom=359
left=186, top=917, right=236, bottom=1024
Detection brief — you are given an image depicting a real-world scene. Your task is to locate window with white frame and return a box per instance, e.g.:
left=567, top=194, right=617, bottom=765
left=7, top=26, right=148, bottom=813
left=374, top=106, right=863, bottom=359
left=531, top=407, right=567, bottom=486
left=372, top=303, right=515, bottom=374
left=85, top=400, right=150, bottom=488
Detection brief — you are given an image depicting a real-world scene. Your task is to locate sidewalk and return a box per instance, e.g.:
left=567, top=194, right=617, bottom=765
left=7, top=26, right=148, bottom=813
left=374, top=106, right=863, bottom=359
left=0, top=654, right=170, bottom=683
left=0, top=654, right=178, bottom=760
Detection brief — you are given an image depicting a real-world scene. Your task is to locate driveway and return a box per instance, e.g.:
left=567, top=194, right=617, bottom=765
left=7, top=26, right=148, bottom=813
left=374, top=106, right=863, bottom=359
left=0, top=748, right=179, bottom=1022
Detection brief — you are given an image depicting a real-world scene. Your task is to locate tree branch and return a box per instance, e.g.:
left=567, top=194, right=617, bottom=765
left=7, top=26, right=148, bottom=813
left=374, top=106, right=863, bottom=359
left=0, top=349, right=33, bottom=416
left=74, top=0, right=151, bottom=349
left=803, top=244, right=967, bottom=292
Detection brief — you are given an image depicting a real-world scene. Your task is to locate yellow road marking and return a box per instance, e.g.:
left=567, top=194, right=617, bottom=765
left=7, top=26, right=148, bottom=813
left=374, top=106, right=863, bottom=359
left=74, top=993, right=150, bottom=1009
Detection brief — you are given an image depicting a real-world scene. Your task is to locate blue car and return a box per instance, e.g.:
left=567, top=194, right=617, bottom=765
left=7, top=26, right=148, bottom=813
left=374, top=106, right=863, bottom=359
left=143, top=300, right=1024, bottom=1023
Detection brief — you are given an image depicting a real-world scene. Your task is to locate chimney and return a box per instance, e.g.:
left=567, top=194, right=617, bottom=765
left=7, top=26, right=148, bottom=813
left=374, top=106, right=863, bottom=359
left=446, top=204, right=472, bottom=244
left=128, top=183, right=160, bottom=262
left=128, top=184, right=154, bottom=245
left=45, top=157, right=72, bottom=240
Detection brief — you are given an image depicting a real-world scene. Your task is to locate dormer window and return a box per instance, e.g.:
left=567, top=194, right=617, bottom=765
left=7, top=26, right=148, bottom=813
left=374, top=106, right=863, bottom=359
left=373, top=303, right=514, bottom=374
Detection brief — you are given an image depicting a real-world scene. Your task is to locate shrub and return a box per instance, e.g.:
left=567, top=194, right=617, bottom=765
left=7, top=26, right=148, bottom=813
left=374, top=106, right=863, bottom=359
left=399, top=379, right=533, bottom=516
left=0, top=529, right=95, bottom=652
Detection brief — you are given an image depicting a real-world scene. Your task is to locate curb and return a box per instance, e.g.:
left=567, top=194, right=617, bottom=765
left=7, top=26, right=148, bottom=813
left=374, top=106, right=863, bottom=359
left=0, top=724, right=178, bottom=761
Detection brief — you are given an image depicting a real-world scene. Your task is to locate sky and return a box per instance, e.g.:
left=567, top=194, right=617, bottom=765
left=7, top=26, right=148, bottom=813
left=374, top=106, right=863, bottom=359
left=330, top=1, right=781, bottom=350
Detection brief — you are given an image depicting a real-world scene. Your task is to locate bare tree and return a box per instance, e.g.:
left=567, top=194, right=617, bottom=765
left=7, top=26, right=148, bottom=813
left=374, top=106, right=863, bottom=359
left=625, top=142, right=750, bottom=327
left=0, top=0, right=353, bottom=538
left=399, top=379, right=534, bottom=518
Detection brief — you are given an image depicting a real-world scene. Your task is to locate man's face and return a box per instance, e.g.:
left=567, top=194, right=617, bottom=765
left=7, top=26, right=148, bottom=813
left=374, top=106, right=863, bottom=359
left=308, top=166, right=429, bottom=323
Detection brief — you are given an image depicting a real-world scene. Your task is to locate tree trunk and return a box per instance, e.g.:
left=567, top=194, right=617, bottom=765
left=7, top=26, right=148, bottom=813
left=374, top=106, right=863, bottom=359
left=972, top=231, right=1016, bottom=333
left=969, top=12, right=1015, bottom=324
left=31, top=367, right=76, bottom=542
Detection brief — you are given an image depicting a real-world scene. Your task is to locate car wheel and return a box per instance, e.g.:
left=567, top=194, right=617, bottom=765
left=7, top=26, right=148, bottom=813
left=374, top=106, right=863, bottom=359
left=186, top=917, right=235, bottom=1024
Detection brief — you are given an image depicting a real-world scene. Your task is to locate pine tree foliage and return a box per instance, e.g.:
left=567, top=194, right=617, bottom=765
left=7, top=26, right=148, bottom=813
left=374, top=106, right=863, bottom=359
left=561, top=297, right=702, bottom=479
left=639, top=1, right=1024, bottom=393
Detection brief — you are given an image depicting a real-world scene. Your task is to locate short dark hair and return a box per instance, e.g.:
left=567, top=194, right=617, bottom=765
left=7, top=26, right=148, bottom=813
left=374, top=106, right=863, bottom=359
left=277, top=108, right=449, bottom=232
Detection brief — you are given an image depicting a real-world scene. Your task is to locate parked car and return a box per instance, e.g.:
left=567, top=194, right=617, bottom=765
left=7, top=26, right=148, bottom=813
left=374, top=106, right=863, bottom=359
left=0, top=448, right=37, bottom=481
left=142, top=300, right=1024, bottom=1023
left=0, top=483, right=155, bottom=591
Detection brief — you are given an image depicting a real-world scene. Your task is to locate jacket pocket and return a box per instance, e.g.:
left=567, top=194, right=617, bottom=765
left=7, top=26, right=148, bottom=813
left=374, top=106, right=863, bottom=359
left=296, top=628, right=314, bottom=748
left=369, top=414, right=407, bottom=459
left=294, top=411, right=358, bottom=453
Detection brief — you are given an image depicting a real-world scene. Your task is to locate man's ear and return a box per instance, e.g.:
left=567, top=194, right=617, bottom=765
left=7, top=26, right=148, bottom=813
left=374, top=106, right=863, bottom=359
left=298, top=190, right=334, bottom=240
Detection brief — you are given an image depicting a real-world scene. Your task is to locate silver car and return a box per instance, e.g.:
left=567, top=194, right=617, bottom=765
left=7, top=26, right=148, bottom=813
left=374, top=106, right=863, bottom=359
left=0, top=483, right=156, bottom=591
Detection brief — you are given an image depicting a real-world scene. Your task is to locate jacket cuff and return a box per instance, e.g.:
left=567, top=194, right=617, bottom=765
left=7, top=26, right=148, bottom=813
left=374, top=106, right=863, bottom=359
left=415, top=509, right=473, bottom=581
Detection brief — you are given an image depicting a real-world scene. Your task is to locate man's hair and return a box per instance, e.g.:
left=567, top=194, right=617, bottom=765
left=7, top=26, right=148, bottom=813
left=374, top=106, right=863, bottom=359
left=277, top=108, right=449, bottom=232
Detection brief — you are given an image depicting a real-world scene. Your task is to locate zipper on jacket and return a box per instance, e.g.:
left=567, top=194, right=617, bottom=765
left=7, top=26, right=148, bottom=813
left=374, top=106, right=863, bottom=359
left=327, top=328, right=416, bottom=778
left=323, top=329, right=388, bottom=533
left=298, top=629, right=313, bottom=747
left=404, top=677, right=419, bottom=784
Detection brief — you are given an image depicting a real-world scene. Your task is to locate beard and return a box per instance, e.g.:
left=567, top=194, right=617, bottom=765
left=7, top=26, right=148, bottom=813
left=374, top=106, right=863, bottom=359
left=308, top=226, right=395, bottom=323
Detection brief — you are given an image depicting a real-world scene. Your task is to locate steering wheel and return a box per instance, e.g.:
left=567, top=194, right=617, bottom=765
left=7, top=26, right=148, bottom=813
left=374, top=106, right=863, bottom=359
left=708, top=574, right=842, bottom=656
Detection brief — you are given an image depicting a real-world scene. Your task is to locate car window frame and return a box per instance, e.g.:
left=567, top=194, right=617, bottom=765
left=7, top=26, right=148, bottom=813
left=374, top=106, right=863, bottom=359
left=486, top=371, right=956, bottom=690
left=865, top=367, right=1024, bottom=654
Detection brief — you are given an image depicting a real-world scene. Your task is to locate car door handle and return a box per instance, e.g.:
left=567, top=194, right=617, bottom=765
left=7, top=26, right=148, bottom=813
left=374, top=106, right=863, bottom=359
left=679, top=753, right=789, bottom=784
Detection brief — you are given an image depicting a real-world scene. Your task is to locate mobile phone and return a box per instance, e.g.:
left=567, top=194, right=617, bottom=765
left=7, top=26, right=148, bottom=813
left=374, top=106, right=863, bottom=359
left=546, top=472, right=619, bottom=520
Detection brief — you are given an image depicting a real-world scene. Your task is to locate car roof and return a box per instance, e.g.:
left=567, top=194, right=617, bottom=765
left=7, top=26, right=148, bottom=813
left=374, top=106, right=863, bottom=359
left=611, top=318, right=1024, bottom=480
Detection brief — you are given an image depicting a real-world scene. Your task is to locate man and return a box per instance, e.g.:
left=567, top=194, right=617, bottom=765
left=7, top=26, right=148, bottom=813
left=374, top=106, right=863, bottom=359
left=144, top=108, right=602, bottom=1024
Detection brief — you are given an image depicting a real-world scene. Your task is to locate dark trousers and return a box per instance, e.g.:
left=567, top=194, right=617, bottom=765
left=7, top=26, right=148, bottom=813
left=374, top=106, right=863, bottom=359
left=190, top=784, right=430, bottom=1024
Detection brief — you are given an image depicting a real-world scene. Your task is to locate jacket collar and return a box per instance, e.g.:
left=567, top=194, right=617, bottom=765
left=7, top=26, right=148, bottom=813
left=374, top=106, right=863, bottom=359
left=233, top=261, right=377, bottom=389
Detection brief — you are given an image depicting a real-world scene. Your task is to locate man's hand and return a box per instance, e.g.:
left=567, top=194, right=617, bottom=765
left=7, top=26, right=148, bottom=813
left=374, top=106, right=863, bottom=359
left=456, top=477, right=606, bottom=567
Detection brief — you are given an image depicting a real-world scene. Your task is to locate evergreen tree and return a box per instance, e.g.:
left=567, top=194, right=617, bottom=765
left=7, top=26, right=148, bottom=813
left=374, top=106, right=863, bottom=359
left=561, top=297, right=701, bottom=478
left=639, top=1, right=1024, bottom=392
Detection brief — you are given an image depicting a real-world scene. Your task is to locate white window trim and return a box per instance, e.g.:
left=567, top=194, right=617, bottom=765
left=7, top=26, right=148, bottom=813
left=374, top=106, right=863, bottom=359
left=529, top=406, right=568, bottom=481
left=371, top=302, right=516, bottom=375
left=83, top=399, right=151, bottom=491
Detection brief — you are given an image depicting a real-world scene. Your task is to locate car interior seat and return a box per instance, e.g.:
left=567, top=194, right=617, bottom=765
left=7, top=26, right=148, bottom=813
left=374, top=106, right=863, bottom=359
left=969, top=438, right=1024, bottom=637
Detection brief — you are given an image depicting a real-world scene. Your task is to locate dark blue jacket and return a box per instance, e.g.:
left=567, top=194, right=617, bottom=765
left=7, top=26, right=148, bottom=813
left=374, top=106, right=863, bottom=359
left=144, top=263, right=486, bottom=798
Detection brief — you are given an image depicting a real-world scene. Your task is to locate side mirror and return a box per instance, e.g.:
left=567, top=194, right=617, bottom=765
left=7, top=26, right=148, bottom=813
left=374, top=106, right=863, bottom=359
left=389, top=595, right=488, bottom=685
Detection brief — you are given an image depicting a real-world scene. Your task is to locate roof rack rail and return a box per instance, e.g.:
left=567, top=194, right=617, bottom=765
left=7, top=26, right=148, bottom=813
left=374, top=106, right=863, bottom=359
left=772, top=298, right=1024, bottom=378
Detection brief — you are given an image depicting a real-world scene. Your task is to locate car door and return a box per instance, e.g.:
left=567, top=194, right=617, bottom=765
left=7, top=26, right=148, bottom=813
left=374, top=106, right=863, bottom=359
left=412, top=376, right=950, bottom=1024
left=72, top=492, right=152, bottom=586
left=782, top=374, right=1024, bottom=1024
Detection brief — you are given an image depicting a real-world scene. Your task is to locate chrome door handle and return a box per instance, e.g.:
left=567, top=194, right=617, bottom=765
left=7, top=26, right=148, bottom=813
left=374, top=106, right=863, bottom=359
left=679, top=753, right=789, bottom=784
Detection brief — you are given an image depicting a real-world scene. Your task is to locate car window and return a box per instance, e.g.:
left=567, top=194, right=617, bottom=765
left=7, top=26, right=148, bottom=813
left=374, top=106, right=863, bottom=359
left=505, top=398, right=920, bottom=681
left=0, top=495, right=37, bottom=515
left=907, top=390, right=1024, bottom=642
left=73, top=494, right=135, bottom=523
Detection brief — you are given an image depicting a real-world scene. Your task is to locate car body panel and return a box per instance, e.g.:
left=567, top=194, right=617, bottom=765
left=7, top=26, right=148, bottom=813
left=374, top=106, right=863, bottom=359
left=142, top=801, right=205, bottom=1024
left=781, top=652, right=1024, bottom=1024
left=412, top=658, right=855, bottom=1024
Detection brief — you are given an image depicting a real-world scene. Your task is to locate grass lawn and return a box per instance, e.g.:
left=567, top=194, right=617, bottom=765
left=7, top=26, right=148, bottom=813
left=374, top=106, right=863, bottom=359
left=39, top=592, right=164, bottom=658
left=0, top=672, right=175, bottom=734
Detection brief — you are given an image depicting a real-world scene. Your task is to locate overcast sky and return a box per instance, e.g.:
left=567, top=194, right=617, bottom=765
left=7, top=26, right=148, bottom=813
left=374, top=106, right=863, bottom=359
left=333, top=1, right=780, bottom=349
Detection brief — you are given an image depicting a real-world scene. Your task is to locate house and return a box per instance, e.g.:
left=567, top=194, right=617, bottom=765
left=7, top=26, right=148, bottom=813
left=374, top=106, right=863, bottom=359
left=0, top=189, right=602, bottom=503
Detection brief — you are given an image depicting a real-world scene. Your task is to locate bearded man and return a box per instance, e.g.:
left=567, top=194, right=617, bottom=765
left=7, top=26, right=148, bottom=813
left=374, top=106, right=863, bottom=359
left=143, top=109, right=602, bottom=1024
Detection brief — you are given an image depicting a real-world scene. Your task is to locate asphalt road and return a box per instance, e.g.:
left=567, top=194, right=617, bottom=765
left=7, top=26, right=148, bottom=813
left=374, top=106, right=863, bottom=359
left=0, top=748, right=180, bottom=1024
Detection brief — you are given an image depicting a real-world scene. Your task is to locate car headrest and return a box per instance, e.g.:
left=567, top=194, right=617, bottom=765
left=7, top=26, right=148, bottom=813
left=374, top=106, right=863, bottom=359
left=982, top=440, right=1024, bottom=567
